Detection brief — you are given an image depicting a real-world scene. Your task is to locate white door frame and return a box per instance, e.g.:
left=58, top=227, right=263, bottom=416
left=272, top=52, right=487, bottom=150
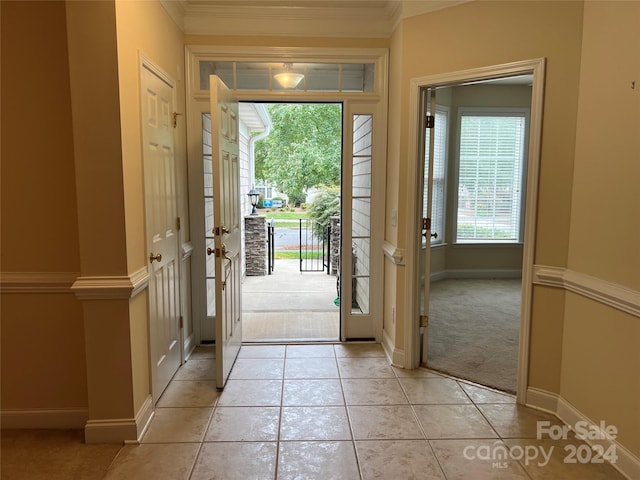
left=404, top=58, right=546, bottom=403
left=185, top=46, right=388, bottom=344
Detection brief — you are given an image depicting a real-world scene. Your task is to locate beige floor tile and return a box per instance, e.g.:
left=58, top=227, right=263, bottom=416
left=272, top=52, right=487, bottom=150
left=277, top=441, right=359, bottom=480
left=173, top=359, right=216, bottom=381
left=284, top=357, right=339, bottom=378
left=157, top=380, right=220, bottom=407
left=504, top=438, right=627, bottom=480
left=205, top=406, right=279, bottom=442
left=337, top=357, right=395, bottom=378
left=286, top=344, right=336, bottom=357
left=341, top=378, right=409, bottom=405
left=477, top=404, right=562, bottom=439
left=399, top=377, right=471, bottom=405
left=356, top=439, right=446, bottom=479
left=280, top=406, right=352, bottom=441
left=188, top=345, right=216, bottom=359
left=238, top=345, right=286, bottom=358
left=413, top=404, right=498, bottom=439
left=0, top=429, right=120, bottom=480
left=142, top=407, right=213, bottom=443
left=348, top=405, right=424, bottom=440
left=103, top=443, right=200, bottom=480
left=217, top=379, right=282, bottom=406
left=430, top=439, right=530, bottom=479
left=191, top=442, right=277, bottom=480
left=334, top=343, right=386, bottom=357
left=282, top=379, right=345, bottom=406
left=228, top=358, right=284, bottom=379
left=459, top=382, right=516, bottom=404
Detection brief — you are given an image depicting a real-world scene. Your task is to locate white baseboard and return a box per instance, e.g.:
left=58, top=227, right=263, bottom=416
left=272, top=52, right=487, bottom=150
left=526, top=387, right=639, bottom=480
left=0, top=408, right=88, bottom=429
left=382, top=329, right=404, bottom=367
left=85, top=395, right=154, bottom=444
left=183, top=332, right=196, bottom=361
left=525, top=387, right=559, bottom=414
left=430, top=269, right=522, bottom=282
left=556, top=397, right=639, bottom=480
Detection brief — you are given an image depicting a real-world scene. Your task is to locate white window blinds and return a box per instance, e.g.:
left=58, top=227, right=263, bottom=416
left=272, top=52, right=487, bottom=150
left=456, top=112, right=526, bottom=243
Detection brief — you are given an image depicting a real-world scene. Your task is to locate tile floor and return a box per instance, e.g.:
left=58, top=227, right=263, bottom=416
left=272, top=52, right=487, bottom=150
left=99, top=343, right=625, bottom=480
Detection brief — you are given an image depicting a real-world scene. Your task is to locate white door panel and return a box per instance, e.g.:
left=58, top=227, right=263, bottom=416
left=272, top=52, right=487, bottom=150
left=142, top=63, right=181, bottom=402
left=209, top=76, right=242, bottom=389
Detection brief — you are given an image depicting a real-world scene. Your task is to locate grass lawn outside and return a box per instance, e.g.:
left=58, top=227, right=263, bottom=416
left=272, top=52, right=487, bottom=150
left=257, top=209, right=309, bottom=221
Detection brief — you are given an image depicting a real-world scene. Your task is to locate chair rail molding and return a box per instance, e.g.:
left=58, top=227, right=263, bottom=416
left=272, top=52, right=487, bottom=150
left=0, top=272, right=78, bottom=294
left=382, top=241, right=405, bottom=265
left=533, top=264, right=640, bottom=318
left=71, top=267, right=150, bottom=300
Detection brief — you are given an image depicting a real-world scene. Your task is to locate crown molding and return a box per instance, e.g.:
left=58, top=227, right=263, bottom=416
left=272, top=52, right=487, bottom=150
left=163, top=0, right=472, bottom=37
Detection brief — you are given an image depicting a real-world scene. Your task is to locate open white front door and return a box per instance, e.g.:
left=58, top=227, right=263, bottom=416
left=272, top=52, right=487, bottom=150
left=209, top=75, right=242, bottom=389
left=420, top=88, right=437, bottom=364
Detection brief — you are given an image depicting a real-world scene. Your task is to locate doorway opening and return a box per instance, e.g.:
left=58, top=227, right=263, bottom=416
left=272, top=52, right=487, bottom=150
left=239, top=102, right=343, bottom=342
left=412, top=60, right=545, bottom=400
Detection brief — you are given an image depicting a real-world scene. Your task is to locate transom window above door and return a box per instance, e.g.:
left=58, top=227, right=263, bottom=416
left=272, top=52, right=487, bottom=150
left=198, top=61, right=375, bottom=92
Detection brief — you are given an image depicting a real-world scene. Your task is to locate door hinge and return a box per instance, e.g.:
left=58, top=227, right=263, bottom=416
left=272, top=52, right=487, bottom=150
left=172, top=112, right=183, bottom=128
left=176, top=217, right=181, bottom=231
left=425, top=115, right=435, bottom=129
left=179, top=316, right=184, bottom=329
left=420, top=315, right=429, bottom=327
left=423, top=217, right=431, bottom=230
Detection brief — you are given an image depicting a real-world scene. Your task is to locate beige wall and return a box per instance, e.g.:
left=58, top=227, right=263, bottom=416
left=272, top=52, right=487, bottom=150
left=562, top=1, right=640, bottom=458
left=0, top=1, right=87, bottom=412
left=386, top=0, right=584, bottom=360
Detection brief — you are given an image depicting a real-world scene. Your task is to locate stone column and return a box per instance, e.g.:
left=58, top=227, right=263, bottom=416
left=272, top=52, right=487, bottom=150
left=245, top=215, right=267, bottom=276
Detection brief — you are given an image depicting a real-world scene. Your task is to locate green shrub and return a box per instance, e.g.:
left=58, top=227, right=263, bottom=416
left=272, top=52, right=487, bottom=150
left=308, top=186, right=340, bottom=240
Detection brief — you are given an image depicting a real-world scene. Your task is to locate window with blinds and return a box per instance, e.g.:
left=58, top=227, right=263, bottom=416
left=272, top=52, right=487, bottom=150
left=423, top=107, right=449, bottom=246
left=456, top=110, right=527, bottom=243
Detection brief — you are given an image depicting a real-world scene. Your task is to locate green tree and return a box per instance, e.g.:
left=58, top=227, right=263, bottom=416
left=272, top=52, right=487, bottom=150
left=255, top=103, right=341, bottom=205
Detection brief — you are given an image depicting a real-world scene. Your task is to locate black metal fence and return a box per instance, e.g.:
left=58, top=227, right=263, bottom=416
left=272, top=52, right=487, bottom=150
left=267, top=218, right=275, bottom=275
left=299, top=219, right=331, bottom=274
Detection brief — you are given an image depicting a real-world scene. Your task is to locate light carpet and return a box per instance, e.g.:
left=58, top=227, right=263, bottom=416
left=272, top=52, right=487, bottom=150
left=426, top=278, right=521, bottom=393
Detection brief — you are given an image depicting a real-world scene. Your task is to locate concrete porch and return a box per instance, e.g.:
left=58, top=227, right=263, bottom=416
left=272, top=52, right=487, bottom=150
left=241, top=259, right=339, bottom=342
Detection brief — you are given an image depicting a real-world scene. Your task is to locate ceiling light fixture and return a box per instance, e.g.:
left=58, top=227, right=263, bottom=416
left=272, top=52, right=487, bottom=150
left=274, top=63, right=304, bottom=89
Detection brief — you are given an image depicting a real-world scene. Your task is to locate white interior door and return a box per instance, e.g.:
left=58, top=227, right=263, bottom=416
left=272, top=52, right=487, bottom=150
left=420, top=88, right=437, bottom=363
left=209, top=75, right=242, bottom=389
left=141, top=62, right=181, bottom=401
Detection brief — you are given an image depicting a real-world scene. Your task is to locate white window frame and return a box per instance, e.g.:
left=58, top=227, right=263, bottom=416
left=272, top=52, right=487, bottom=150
left=453, top=107, right=529, bottom=245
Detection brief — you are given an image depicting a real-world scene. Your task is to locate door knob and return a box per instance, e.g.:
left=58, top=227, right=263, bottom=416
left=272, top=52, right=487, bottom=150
left=207, top=247, right=215, bottom=256
left=149, top=253, right=162, bottom=263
